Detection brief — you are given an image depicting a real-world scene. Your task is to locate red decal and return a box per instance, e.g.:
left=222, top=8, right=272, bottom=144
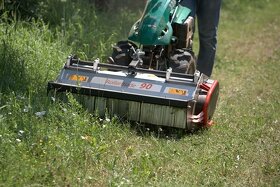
left=140, top=83, right=153, bottom=89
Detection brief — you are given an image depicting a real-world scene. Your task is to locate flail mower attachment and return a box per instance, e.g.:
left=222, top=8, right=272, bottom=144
left=48, top=56, right=219, bottom=131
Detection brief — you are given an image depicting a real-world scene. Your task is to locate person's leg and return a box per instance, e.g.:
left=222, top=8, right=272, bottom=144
left=196, top=0, right=221, bottom=77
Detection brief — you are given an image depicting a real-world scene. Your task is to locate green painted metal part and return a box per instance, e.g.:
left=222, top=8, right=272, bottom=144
left=128, top=0, right=191, bottom=46
left=172, top=4, right=192, bottom=24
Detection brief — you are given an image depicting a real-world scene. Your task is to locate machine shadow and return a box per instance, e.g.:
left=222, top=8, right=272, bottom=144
left=128, top=122, right=206, bottom=140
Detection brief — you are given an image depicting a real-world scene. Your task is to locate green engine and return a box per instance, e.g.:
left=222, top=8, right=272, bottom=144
left=109, top=0, right=196, bottom=74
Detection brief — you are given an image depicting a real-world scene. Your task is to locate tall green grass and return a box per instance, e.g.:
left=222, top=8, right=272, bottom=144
left=0, top=20, right=69, bottom=94
left=38, top=0, right=144, bottom=60
left=0, top=2, right=145, bottom=186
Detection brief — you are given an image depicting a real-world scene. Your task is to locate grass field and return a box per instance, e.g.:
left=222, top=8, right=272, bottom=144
left=0, top=1, right=279, bottom=186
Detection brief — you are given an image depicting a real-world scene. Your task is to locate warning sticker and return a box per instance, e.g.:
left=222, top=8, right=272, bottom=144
left=105, top=78, right=124, bottom=87
left=91, top=78, right=162, bottom=92
left=166, top=87, right=188, bottom=96
left=91, top=77, right=107, bottom=85
left=69, top=74, right=89, bottom=82
left=91, top=77, right=124, bottom=87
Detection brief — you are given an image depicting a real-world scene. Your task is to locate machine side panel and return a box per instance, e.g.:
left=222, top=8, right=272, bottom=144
left=55, top=69, right=197, bottom=104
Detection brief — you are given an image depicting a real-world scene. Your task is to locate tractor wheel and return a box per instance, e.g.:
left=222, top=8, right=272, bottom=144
left=108, top=41, right=137, bottom=66
left=169, top=49, right=196, bottom=74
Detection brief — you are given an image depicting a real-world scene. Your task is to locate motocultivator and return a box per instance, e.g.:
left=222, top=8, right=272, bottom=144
left=48, top=0, right=219, bottom=132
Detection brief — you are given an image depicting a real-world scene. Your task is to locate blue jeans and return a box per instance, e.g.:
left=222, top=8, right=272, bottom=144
left=180, top=0, right=221, bottom=77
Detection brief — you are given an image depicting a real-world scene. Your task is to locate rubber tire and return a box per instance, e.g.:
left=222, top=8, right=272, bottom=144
left=109, top=41, right=137, bottom=66
left=169, top=49, right=196, bottom=74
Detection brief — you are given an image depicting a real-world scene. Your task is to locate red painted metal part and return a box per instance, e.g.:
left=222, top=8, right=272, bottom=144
left=200, top=80, right=219, bottom=127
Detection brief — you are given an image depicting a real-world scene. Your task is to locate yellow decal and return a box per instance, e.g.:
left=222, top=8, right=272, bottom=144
left=69, top=74, right=88, bottom=82
left=168, top=88, right=188, bottom=96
